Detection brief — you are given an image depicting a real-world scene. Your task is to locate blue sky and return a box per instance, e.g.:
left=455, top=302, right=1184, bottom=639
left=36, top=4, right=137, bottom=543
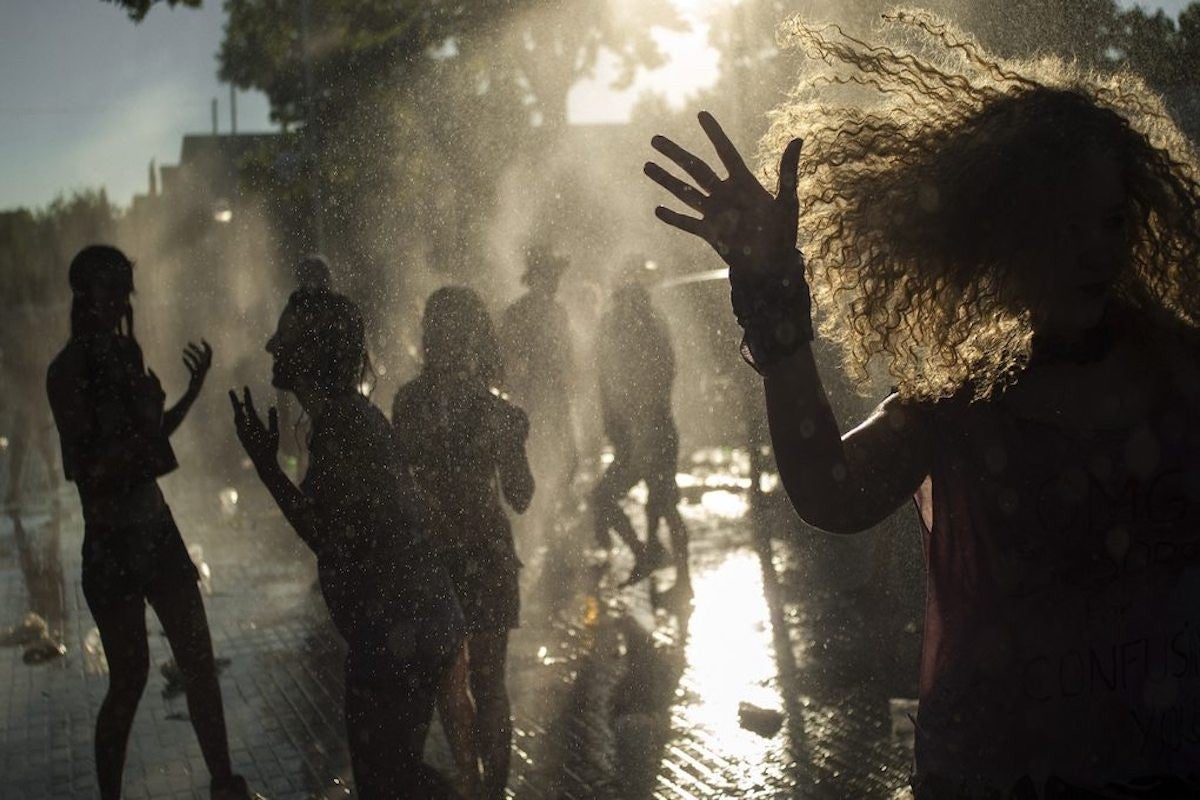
left=0, top=0, right=1191, bottom=212
left=0, top=0, right=273, bottom=211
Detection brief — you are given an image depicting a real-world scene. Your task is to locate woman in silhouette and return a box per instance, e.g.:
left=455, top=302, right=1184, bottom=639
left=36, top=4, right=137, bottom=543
left=231, top=287, right=464, bottom=799
left=648, top=10, right=1200, bottom=798
left=592, top=275, right=690, bottom=593
left=46, top=245, right=255, bottom=800
left=393, top=286, right=533, bottom=800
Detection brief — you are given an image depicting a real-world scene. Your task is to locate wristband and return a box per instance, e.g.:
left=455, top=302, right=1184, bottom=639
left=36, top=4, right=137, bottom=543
left=730, top=250, right=814, bottom=373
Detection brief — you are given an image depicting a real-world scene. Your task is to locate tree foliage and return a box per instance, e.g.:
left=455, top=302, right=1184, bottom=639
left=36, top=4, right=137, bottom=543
left=216, top=0, right=686, bottom=289
left=219, top=0, right=685, bottom=132
left=0, top=190, right=120, bottom=310
left=104, top=0, right=201, bottom=23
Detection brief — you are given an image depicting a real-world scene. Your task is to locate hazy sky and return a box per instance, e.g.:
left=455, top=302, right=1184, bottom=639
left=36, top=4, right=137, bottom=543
left=0, top=0, right=1190, bottom=212
left=0, top=0, right=272, bottom=211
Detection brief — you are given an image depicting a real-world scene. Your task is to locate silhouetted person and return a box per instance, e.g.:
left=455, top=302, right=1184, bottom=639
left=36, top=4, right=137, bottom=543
left=294, top=253, right=332, bottom=292
left=393, top=287, right=534, bottom=800
left=45, top=245, right=255, bottom=800
left=592, top=269, right=691, bottom=594
left=499, top=245, right=576, bottom=545
left=231, top=288, right=464, bottom=799
left=276, top=253, right=334, bottom=480
left=647, top=11, right=1200, bottom=795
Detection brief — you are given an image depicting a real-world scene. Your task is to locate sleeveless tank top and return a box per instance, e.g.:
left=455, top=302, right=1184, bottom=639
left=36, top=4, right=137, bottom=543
left=913, top=350, right=1200, bottom=787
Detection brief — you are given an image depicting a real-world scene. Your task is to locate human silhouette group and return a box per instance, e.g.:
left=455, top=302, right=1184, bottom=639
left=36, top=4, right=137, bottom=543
left=23, top=7, right=1200, bottom=799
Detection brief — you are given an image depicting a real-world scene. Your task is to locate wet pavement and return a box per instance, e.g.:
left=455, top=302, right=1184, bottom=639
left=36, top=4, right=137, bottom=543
left=1, top=448, right=923, bottom=799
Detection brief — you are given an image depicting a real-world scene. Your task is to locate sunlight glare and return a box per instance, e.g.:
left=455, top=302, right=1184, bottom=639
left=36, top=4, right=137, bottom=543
left=683, top=552, right=783, bottom=763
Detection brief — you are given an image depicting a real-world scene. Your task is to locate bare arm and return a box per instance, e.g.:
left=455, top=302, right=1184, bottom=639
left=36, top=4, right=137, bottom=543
left=254, top=458, right=324, bottom=553
left=761, top=348, right=929, bottom=533
left=229, top=387, right=323, bottom=552
left=497, top=403, right=534, bottom=513
left=646, top=111, right=930, bottom=533
left=163, top=341, right=212, bottom=437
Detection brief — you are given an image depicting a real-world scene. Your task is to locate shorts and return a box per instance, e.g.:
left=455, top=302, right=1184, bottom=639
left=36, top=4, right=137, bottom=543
left=81, top=506, right=199, bottom=612
left=442, top=546, right=520, bottom=633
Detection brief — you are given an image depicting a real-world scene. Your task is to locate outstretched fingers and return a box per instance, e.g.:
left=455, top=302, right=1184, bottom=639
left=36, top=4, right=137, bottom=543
left=698, top=111, right=752, bottom=184
left=776, top=137, right=803, bottom=206
left=654, top=206, right=706, bottom=239
left=651, top=135, right=722, bottom=192
left=229, top=389, right=245, bottom=426
left=241, top=386, right=258, bottom=420
left=185, top=341, right=213, bottom=368
left=644, top=161, right=708, bottom=212
left=230, top=387, right=271, bottom=451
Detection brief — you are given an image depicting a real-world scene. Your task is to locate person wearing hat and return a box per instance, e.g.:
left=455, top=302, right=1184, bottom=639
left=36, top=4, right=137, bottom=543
left=499, top=244, right=577, bottom=548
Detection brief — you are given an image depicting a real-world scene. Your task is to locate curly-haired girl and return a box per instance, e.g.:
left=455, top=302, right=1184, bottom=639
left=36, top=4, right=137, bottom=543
left=648, top=9, right=1200, bottom=797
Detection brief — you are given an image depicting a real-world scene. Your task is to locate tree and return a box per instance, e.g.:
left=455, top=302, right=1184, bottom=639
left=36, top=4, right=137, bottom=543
left=103, top=0, right=201, bottom=22
left=0, top=189, right=120, bottom=310
left=219, top=1, right=684, bottom=134
left=217, top=0, right=687, bottom=294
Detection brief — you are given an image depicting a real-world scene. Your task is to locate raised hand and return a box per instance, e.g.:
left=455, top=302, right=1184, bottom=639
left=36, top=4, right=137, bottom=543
left=229, top=386, right=279, bottom=472
left=645, top=111, right=802, bottom=277
left=183, top=340, right=213, bottom=394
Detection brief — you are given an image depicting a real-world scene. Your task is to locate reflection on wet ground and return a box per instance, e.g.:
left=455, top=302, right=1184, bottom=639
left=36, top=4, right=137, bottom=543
left=1, top=447, right=922, bottom=798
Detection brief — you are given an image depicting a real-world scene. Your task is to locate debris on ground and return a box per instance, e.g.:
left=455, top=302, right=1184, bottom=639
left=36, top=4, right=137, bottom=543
left=22, top=635, right=66, bottom=664
left=0, top=612, right=47, bottom=647
left=738, top=701, right=785, bottom=737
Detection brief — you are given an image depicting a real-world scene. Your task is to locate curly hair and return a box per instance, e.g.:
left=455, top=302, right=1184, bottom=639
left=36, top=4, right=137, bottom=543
left=421, top=286, right=504, bottom=389
left=760, top=8, right=1200, bottom=399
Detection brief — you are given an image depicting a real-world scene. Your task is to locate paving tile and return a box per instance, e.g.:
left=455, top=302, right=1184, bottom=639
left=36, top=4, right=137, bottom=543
left=0, top=466, right=921, bottom=799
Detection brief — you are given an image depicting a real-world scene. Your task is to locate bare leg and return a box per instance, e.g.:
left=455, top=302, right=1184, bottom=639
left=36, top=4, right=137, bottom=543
left=344, top=644, right=459, bottom=799
left=469, top=631, right=512, bottom=800
left=90, top=598, right=151, bottom=800
left=592, top=450, right=642, bottom=555
left=664, top=506, right=691, bottom=591
left=438, top=641, right=482, bottom=798
left=641, top=508, right=670, bottom=564
left=148, top=578, right=234, bottom=783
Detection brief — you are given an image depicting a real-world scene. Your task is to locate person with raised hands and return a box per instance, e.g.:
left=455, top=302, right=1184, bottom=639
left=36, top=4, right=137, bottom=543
left=230, top=288, right=465, bottom=799
left=647, top=11, right=1200, bottom=797
left=46, top=245, right=256, bottom=800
